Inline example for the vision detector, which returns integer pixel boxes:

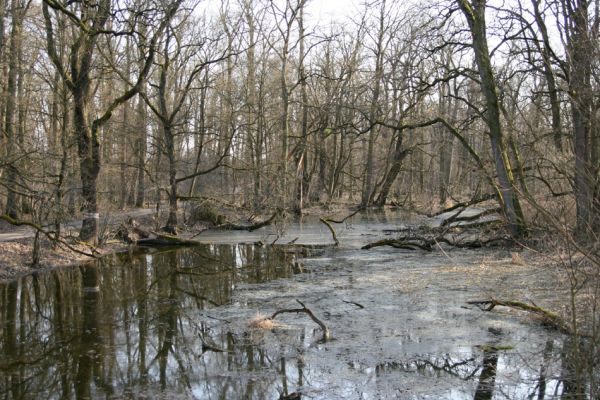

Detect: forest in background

[0,0,598,242]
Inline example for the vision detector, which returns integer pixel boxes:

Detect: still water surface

[0,214,572,399]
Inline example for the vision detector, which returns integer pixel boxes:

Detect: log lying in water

[116,218,198,246]
[362,234,514,251]
[214,208,283,232]
[467,298,570,334]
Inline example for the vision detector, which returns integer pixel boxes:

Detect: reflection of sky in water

[0,213,573,399]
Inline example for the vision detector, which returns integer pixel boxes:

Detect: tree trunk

[3,0,24,219]
[362,0,386,207]
[566,2,595,235]
[457,0,527,237]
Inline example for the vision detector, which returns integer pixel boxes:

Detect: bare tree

[42,0,181,241]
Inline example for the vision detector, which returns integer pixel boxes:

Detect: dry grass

[247,312,284,330]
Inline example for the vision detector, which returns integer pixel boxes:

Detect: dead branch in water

[467,298,571,334]
[269,299,331,341]
[319,217,339,246]
[322,207,363,224]
[318,208,363,246]
[440,208,501,227]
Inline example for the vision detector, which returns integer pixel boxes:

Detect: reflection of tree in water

[75,265,103,399]
[2,244,304,399]
[373,341,577,400]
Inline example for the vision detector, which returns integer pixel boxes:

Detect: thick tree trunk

[457,0,527,237]
[3,0,24,219]
[567,2,595,235]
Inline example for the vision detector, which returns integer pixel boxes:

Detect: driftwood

[467,299,571,334]
[269,299,331,341]
[215,209,283,232]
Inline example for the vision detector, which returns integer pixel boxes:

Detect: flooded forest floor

[0,208,582,399]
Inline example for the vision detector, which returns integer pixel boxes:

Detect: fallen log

[362,234,514,250]
[215,208,283,232]
[116,218,199,246]
[467,299,570,334]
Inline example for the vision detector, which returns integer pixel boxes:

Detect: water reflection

[0,244,300,399]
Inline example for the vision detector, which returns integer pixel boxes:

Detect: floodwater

[0,211,581,399]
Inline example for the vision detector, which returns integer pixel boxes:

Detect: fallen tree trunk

[362,234,514,250]
[215,209,283,232]
[467,298,571,334]
[116,218,199,246]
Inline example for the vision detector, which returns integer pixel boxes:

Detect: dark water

[0,245,303,399]
[0,219,587,399]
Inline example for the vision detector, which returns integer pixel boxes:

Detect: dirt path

[0,208,155,242]
[0,208,156,282]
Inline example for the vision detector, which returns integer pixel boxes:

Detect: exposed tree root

[268,299,331,341]
[467,298,571,334]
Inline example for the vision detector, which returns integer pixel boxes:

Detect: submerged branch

[319,217,339,246]
[269,299,331,341]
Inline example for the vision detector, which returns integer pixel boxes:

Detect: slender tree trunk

[135,93,147,207]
